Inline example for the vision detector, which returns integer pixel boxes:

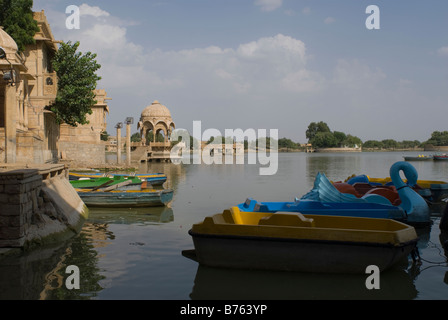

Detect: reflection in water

[185,213,448,300]
[2,152,448,300]
[0,231,104,300]
[88,206,174,225]
[0,206,175,300]
[189,265,418,300]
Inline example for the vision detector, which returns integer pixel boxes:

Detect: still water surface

[1,152,448,300]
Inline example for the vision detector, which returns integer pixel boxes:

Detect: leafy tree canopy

[0,0,39,52]
[130,132,141,142]
[311,132,338,148]
[425,131,448,146]
[48,41,101,126]
[278,137,298,149]
[100,130,109,141]
[305,121,331,141]
[306,121,362,148]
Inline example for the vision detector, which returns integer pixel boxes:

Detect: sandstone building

[134,100,176,162]
[59,89,111,165]
[0,10,59,164]
[0,11,110,166]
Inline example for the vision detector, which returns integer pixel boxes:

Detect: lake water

[1,152,448,301]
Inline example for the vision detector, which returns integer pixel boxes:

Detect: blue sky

[32,0,448,143]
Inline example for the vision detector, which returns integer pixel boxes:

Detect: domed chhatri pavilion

[138,100,175,145]
[135,100,175,162]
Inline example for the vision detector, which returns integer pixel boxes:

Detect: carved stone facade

[59,89,110,165]
[0,11,110,166]
[0,11,59,164]
[138,100,175,145]
[133,100,176,162]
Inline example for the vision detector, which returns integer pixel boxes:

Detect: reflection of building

[201,141,244,156]
[59,89,111,164]
[133,100,175,162]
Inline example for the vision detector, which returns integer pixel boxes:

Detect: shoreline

[37,148,434,172]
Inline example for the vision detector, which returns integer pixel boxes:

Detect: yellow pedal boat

[185,207,418,274]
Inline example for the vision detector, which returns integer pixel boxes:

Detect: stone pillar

[126,122,131,166]
[116,126,122,164]
[4,85,17,163]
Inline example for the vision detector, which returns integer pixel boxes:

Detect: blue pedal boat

[238,162,430,226]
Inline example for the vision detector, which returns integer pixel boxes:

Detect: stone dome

[141,100,172,119]
[0,27,18,54]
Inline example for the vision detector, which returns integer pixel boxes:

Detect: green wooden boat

[76,188,174,207]
[69,172,167,186]
[70,176,144,191]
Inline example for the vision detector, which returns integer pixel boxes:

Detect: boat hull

[189,231,416,274]
[238,198,407,221]
[69,172,167,185]
[109,173,167,186]
[187,208,418,274]
[77,189,174,207]
[403,156,433,161]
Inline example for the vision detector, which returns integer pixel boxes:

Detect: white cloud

[254,0,283,12]
[302,7,311,15]
[332,59,386,89]
[284,9,296,16]
[79,4,110,17]
[324,17,336,24]
[281,70,324,93]
[437,46,448,56]
[237,34,306,63]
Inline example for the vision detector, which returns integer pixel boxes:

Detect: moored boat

[76,188,174,207]
[238,197,407,221]
[186,207,418,274]
[344,170,448,203]
[108,173,167,186]
[69,172,105,180]
[433,154,448,161]
[403,155,433,161]
[69,172,167,185]
[238,162,430,226]
[70,175,144,191]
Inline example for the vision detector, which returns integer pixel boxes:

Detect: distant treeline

[280,126,448,151]
[124,127,448,151]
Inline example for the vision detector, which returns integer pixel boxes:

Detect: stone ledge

[0,164,87,249]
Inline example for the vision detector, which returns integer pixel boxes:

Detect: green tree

[47,41,101,126]
[147,131,165,142]
[363,140,383,149]
[256,137,275,149]
[278,137,298,149]
[425,131,448,146]
[100,130,109,141]
[343,134,362,148]
[400,140,421,149]
[0,0,39,52]
[381,139,399,149]
[333,131,347,147]
[311,132,338,148]
[306,121,331,141]
[130,132,141,142]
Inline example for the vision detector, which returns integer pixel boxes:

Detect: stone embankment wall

[0,164,88,249]
[424,145,448,152]
[59,141,106,165]
[314,147,362,153]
